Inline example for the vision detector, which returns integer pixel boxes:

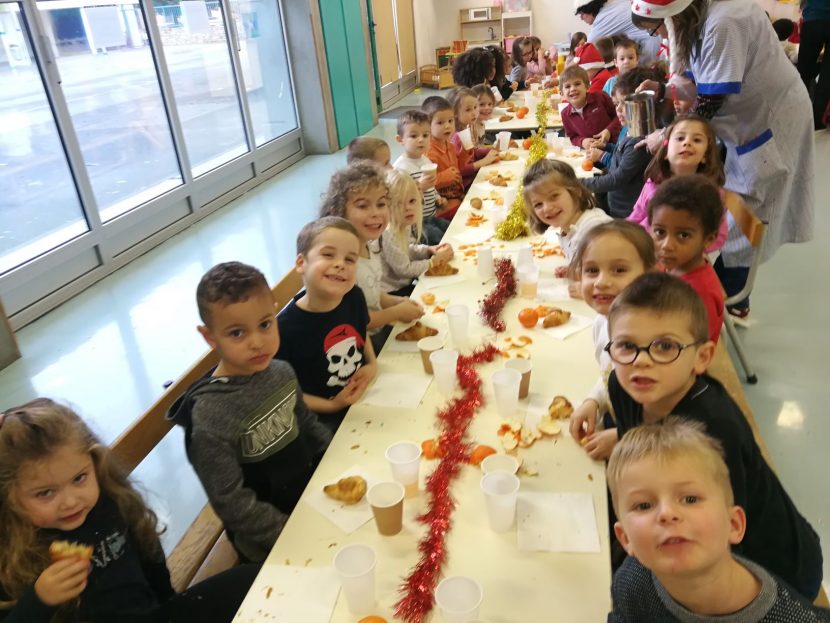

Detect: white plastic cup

[523,91,536,108]
[496,131,511,152]
[445,304,470,347]
[530,82,541,95]
[430,349,459,395]
[333,544,376,614]
[545,131,556,149]
[501,186,518,211]
[517,264,539,299]
[477,245,494,279]
[481,453,520,475]
[480,472,520,532]
[385,441,422,497]
[492,368,521,417]
[421,161,438,173]
[435,576,484,623]
[459,127,474,150]
[516,244,533,269]
[486,204,508,227]
[491,85,503,103]
[506,358,533,399]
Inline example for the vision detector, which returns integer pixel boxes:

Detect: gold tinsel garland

[494,99,550,240]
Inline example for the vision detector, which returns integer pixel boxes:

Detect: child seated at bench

[0,398,258,622]
[169,262,332,563]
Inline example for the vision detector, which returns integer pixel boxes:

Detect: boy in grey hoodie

[168,261,331,563]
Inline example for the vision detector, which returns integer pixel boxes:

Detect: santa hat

[323,324,364,353]
[575,43,604,71]
[630,0,695,19]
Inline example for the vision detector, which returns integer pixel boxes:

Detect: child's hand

[570,399,599,443]
[588,147,604,162]
[593,129,611,145]
[431,244,454,264]
[554,265,568,278]
[449,167,463,184]
[581,138,595,150]
[332,382,365,408]
[582,428,618,461]
[510,81,519,92]
[435,195,447,207]
[419,171,437,189]
[479,150,500,167]
[345,362,377,402]
[395,299,424,323]
[35,558,90,606]
[568,279,582,299]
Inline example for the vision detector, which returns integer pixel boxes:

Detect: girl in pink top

[627,115,728,252]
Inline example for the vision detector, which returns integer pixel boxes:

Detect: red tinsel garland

[394,343,500,623]
[478,257,517,332]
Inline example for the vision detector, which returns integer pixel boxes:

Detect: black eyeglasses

[604,338,704,365]
[648,21,663,37]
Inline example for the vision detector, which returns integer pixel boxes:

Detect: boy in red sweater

[423,96,464,220]
[560,65,621,150]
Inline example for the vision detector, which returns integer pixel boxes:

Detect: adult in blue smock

[631,0,815,315]
[575,0,663,65]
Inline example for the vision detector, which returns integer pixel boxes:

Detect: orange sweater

[427,138,464,219]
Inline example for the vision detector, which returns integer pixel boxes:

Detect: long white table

[484,91,564,133]
[235,151,612,622]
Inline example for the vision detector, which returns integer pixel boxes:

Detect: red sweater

[679,261,724,344]
[562,91,621,147]
[427,138,465,219]
[589,67,616,93]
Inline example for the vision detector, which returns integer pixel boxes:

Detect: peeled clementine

[581,159,594,171]
[518,307,539,328]
[468,445,497,465]
[422,439,442,460]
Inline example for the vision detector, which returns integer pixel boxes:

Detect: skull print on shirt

[324,324,364,387]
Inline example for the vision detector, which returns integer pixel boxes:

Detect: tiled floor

[1,89,828,591]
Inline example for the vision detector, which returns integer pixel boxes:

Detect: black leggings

[797,19,830,129]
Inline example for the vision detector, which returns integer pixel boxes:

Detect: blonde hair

[385,169,423,253]
[319,161,389,220]
[0,399,163,616]
[346,137,388,165]
[522,159,596,234]
[607,417,734,517]
[447,86,477,132]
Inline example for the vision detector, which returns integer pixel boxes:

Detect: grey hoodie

[168,360,331,562]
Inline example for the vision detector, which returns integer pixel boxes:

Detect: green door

[318,1,375,148]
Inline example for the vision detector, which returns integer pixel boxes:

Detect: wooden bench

[109,268,304,591]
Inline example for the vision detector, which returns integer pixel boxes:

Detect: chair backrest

[723,191,765,248]
[110,267,305,473]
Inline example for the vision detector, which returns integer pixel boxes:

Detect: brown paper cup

[506,359,533,399]
[367,482,404,536]
[418,335,444,374]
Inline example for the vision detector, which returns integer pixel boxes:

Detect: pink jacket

[627,179,729,253]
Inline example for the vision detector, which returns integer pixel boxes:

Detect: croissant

[425,262,459,276]
[395,321,439,342]
[543,309,571,328]
[49,541,93,562]
[323,476,367,505]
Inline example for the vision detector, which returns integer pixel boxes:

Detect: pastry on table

[488,175,509,187]
[49,541,94,562]
[421,292,436,305]
[498,114,514,122]
[395,321,438,342]
[500,151,519,161]
[547,395,574,419]
[425,262,459,276]
[323,476,367,505]
[542,309,571,327]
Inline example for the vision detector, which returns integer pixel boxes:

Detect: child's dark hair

[614,36,639,56]
[447,86,476,130]
[647,174,724,238]
[511,36,531,67]
[451,47,496,87]
[396,109,429,137]
[560,64,590,88]
[0,399,164,613]
[569,31,587,52]
[569,220,657,279]
[522,159,596,234]
[319,161,389,220]
[346,136,388,165]
[608,272,709,343]
[612,67,659,97]
[422,96,453,121]
[485,45,509,84]
[595,37,614,63]
[296,216,359,256]
[772,18,795,42]
[644,114,725,186]
[197,262,271,325]
[471,83,496,103]
[574,0,605,17]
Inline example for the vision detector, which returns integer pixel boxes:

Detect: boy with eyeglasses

[601,272,823,600]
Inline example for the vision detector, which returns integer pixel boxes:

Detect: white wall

[412,0,799,69]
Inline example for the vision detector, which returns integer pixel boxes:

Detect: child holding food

[448,87,499,190]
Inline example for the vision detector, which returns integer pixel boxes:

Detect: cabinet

[459,7,502,47]
[502,10,532,50]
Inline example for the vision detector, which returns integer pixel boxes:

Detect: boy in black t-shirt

[600,272,823,600]
[277,217,378,433]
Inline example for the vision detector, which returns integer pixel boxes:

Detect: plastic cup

[430,349,459,396]
[445,304,470,347]
[530,82,541,95]
[505,358,533,399]
[491,368,521,417]
[501,186,518,210]
[545,131,556,149]
[421,161,438,173]
[333,544,376,614]
[477,245,494,279]
[481,453,520,475]
[459,127,474,150]
[480,472,520,532]
[496,131,511,151]
[486,204,508,226]
[517,265,539,299]
[367,481,405,536]
[435,576,483,623]
[516,244,533,269]
[491,85,503,103]
[385,441,422,497]
[418,335,444,374]
[523,91,536,108]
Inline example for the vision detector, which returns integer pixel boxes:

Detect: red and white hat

[575,43,605,71]
[630,0,695,19]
